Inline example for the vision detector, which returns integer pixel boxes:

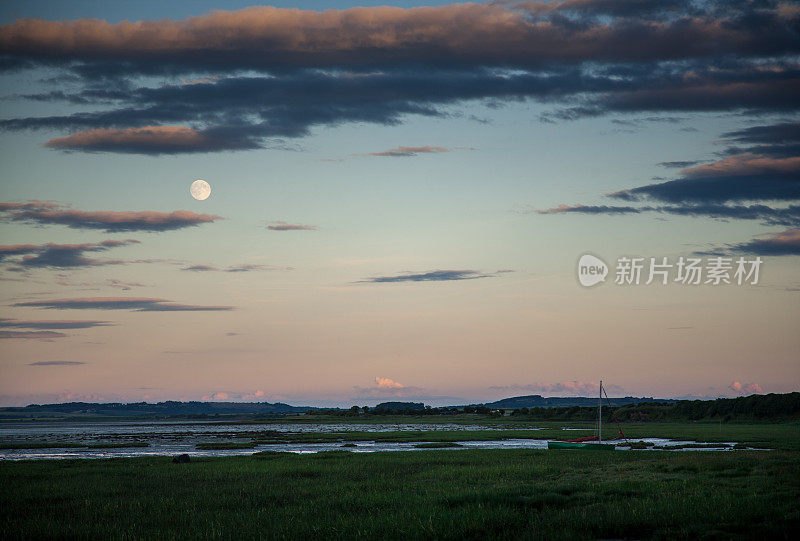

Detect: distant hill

[483,395,676,409]
[0,401,315,419]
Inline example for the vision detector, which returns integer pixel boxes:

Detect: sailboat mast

[598,380,602,443]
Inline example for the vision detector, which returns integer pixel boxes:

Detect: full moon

[190,179,211,200]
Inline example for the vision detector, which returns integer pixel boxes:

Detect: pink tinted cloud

[375,377,405,389]
[242,390,266,400]
[0,4,792,69]
[728,381,763,395]
[352,377,424,398]
[681,154,800,178]
[44,126,251,154]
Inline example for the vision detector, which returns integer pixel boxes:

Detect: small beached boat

[548,380,617,450]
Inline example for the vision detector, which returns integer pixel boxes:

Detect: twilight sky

[0,0,798,407]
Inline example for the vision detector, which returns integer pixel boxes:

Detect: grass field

[2,448,799,540]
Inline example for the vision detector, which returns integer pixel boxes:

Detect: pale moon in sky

[190,179,211,200]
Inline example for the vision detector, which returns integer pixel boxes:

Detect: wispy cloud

[536,203,800,227]
[182,263,273,272]
[0,201,223,232]
[14,297,235,311]
[28,361,86,366]
[266,221,318,231]
[361,269,504,283]
[0,318,113,329]
[0,330,67,340]
[367,145,451,157]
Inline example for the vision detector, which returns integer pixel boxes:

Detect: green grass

[1,449,798,539]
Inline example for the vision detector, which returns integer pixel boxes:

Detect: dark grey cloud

[611,170,800,204]
[0,2,797,154]
[267,222,318,231]
[0,318,113,329]
[1,62,796,155]
[537,204,642,215]
[538,119,800,251]
[605,120,800,204]
[361,270,501,283]
[722,121,800,147]
[537,203,800,227]
[3,239,139,268]
[729,228,800,256]
[28,361,86,366]
[0,201,223,232]
[720,121,800,158]
[658,160,701,168]
[14,297,235,311]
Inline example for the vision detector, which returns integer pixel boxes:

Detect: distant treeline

[507,393,800,422]
[1,400,311,417]
[3,393,798,422]
[312,393,800,422]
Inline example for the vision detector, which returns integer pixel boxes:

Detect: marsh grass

[1,449,798,539]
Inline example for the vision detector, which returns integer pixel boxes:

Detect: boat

[548,380,617,450]
[548,441,615,450]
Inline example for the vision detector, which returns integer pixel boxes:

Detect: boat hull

[548,441,616,450]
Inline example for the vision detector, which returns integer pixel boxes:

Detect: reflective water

[0,421,741,460]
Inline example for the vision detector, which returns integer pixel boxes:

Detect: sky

[0,0,798,407]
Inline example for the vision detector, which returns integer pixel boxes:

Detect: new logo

[577,254,608,287]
